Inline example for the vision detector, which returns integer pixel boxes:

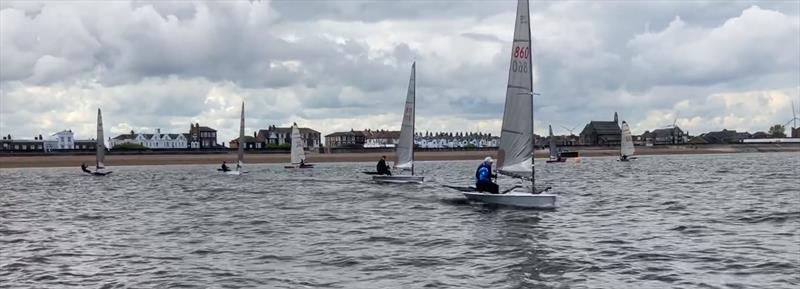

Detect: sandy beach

[1,144,797,168]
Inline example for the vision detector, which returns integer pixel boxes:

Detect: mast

[237,101,245,168]
[396,62,416,173]
[497,0,534,178]
[96,108,105,169]
[411,62,416,175]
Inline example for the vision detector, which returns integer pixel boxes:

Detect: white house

[110,129,188,149]
[44,130,75,151]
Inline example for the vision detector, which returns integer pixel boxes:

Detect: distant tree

[768,124,786,138]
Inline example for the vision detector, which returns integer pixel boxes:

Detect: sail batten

[395,62,416,174]
[497,0,533,178]
[96,108,105,169]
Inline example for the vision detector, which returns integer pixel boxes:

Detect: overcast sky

[1,0,798,143]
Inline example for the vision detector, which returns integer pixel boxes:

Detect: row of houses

[552,112,798,146]
[229,124,322,150]
[0,132,97,152]
[324,130,500,149]
[109,123,219,149]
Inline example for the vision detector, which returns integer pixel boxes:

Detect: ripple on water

[0,154,798,289]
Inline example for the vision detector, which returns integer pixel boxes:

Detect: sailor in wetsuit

[80,163,91,173]
[221,161,230,172]
[376,155,391,175]
[475,157,498,194]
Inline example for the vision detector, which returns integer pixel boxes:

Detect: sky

[1,0,799,144]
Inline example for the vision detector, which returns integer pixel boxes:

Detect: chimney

[130,130,135,135]
[157,128,161,135]
[614,112,618,124]
[39,134,42,140]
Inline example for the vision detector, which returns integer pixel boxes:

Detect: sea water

[1,152,798,288]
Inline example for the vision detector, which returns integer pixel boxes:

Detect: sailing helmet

[484,156,494,164]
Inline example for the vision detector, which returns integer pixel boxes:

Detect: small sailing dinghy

[619,121,636,161]
[284,123,314,169]
[89,108,111,176]
[373,62,424,184]
[545,125,565,163]
[453,0,556,209]
[220,101,248,175]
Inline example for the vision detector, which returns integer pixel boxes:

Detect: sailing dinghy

[619,121,636,161]
[545,125,565,163]
[454,0,556,209]
[89,108,111,176]
[221,101,247,175]
[372,62,424,184]
[284,123,314,169]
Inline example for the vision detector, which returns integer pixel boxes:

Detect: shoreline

[1,144,797,168]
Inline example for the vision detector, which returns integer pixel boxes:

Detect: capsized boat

[221,101,248,175]
[284,123,314,169]
[545,125,565,163]
[372,62,423,184]
[619,121,636,161]
[89,108,111,176]
[452,0,556,209]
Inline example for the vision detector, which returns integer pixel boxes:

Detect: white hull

[224,170,245,175]
[463,190,556,209]
[372,175,424,184]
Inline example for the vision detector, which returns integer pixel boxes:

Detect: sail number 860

[513,47,529,59]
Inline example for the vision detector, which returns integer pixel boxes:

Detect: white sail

[497,0,533,177]
[395,62,416,173]
[621,121,635,157]
[548,125,557,159]
[237,101,245,169]
[96,108,105,169]
[290,124,305,164]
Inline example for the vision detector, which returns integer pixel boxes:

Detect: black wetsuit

[81,164,91,173]
[221,164,230,172]
[376,159,391,175]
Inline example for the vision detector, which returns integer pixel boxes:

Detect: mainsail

[290,124,305,164]
[497,0,534,177]
[96,108,105,169]
[548,125,557,159]
[395,62,416,173]
[621,121,635,157]
[237,101,245,168]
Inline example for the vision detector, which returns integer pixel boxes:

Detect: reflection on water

[1,153,798,288]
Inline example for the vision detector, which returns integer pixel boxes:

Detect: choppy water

[1,152,798,288]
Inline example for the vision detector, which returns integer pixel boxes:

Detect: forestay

[497,0,533,177]
[395,62,416,173]
[621,121,635,157]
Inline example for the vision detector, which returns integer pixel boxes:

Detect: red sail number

[513,47,529,59]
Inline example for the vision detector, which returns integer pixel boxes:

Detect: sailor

[475,157,498,194]
[221,161,230,172]
[300,159,305,167]
[80,163,91,173]
[376,155,391,175]
[620,154,628,161]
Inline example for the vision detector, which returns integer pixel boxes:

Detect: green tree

[768,124,786,138]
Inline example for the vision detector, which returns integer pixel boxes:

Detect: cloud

[0,1,798,144]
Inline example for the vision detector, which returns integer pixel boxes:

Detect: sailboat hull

[463,191,556,209]
[372,175,424,184]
